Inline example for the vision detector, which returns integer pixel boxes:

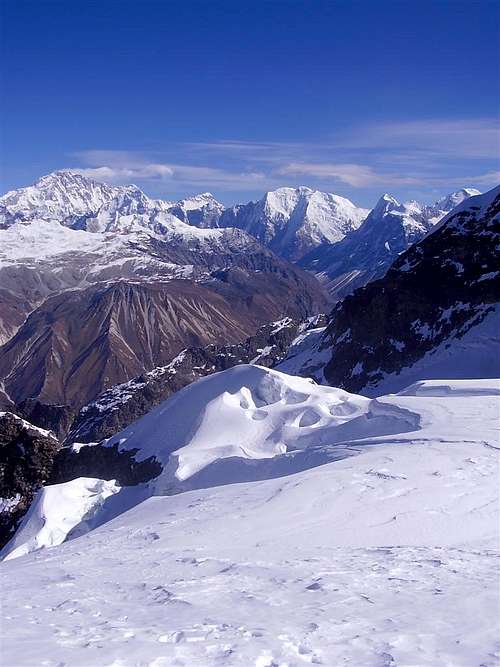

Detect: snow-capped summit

[77,185,177,234]
[422,187,482,224]
[367,193,430,237]
[218,186,369,260]
[432,187,481,211]
[0,171,122,228]
[300,192,433,298]
[168,192,225,228]
[371,192,401,215]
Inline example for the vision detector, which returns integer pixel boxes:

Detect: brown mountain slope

[0,269,326,410]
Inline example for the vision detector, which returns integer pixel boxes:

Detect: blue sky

[1,0,499,206]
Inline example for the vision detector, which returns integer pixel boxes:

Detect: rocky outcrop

[17,400,75,442]
[50,442,162,487]
[0,413,59,549]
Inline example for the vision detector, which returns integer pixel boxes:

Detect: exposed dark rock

[50,442,162,487]
[0,413,59,549]
[18,399,75,442]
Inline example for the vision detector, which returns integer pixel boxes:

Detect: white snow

[249,345,275,364]
[0,374,499,666]
[275,326,329,381]
[0,494,22,513]
[269,316,295,335]
[0,171,121,227]
[432,185,499,233]
[2,478,121,561]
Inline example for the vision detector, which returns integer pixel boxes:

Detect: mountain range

[0,172,493,436]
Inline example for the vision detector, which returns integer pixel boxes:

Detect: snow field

[1,373,499,665]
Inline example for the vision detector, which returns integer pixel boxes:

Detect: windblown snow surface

[1,368,499,667]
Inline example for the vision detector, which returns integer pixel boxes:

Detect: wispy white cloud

[277,162,422,187]
[463,170,500,185]
[69,118,499,199]
[72,150,269,191]
[339,118,500,159]
[73,164,174,182]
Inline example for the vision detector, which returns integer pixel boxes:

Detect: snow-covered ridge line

[0,170,482,264]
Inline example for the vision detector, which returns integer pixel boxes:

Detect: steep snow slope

[3,477,120,560]
[300,188,481,300]
[75,185,174,233]
[220,186,369,260]
[424,187,481,223]
[0,412,60,548]
[361,305,500,396]
[274,324,329,381]
[1,378,498,666]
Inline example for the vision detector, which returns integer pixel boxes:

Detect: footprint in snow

[306,581,323,591]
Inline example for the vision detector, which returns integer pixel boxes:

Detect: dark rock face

[18,399,75,442]
[322,188,500,393]
[0,413,59,549]
[50,442,162,487]
[67,315,327,444]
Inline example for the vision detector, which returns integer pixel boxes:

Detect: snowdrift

[2,477,120,561]
[104,364,373,493]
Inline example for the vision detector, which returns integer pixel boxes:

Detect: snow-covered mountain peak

[219,186,369,260]
[263,188,302,217]
[436,187,481,209]
[299,188,485,301]
[0,170,121,228]
[176,191,221,207]
[432,184,499,233]
[167,192,225,228]
[372,193,403,215]
[425,187,482,223]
